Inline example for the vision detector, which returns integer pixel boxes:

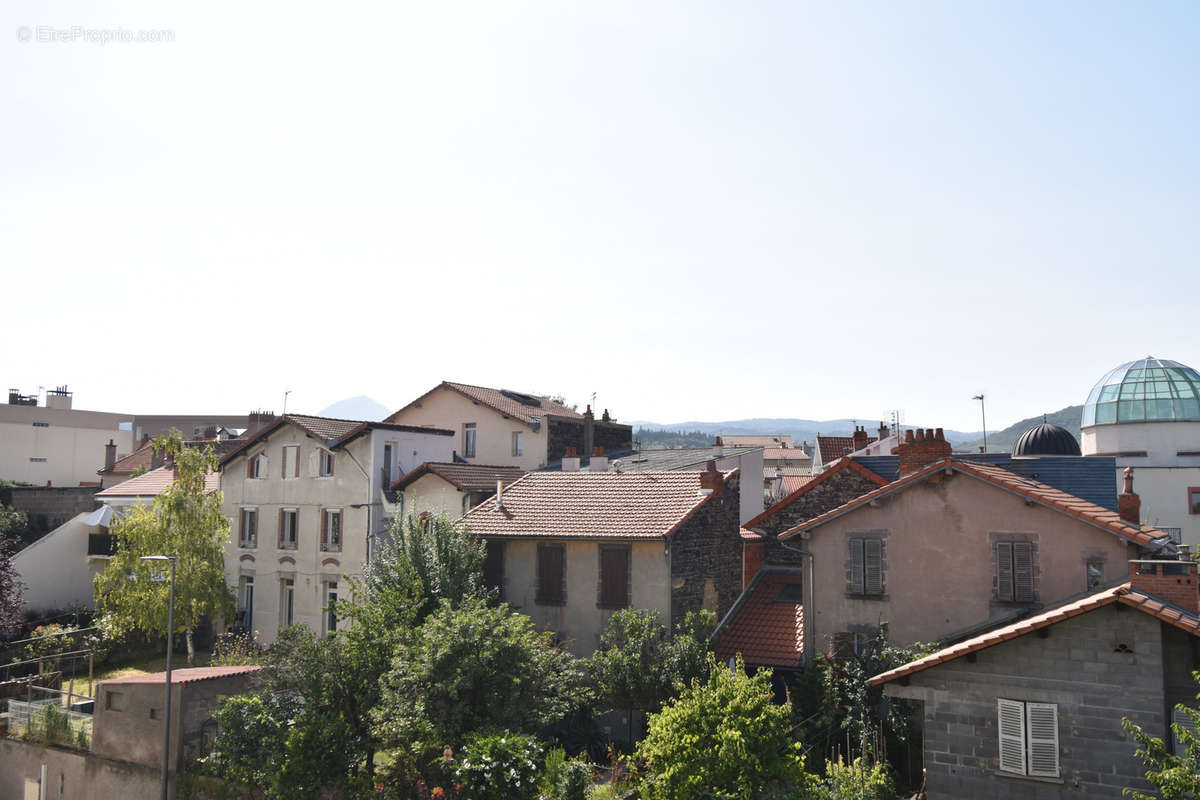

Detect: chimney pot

[935,428,944,441]
[916,429,925,441]
[904,430,915,444]
[104,439,117,472]
[896,422,953,475]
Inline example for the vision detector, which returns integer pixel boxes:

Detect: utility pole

[972,394,987,453]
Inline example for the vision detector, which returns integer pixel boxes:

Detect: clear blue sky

[2,1,1197,431]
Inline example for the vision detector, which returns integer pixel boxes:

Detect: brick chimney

[583,405,595,467]
[589,446,608,472]
[897,427,952,476]
[1118,467,1141,526]
[1129,560,1199,614]
[851,425,869,452]
[104,439,117,472]
[562,446,581,472]
[877,421,890,442]
[699,460,724,498]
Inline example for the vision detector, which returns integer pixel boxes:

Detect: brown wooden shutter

[537,544,564,604]
[278,508,285,548]
[246,456,253,479]
[294,447,300,478]
[281,447,287,478]
[483,540,504,591]
[600,547,630,607]
[850,538,865,594]
[239,509,246,542]
[320,508,328,551]
[864,539,883,595]
[1013,542,1034,602]
[997,542,1014,601]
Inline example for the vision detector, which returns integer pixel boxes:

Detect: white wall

[402,473,469,520]
[12,512,105,611]
[714,449,762,524]
[0,404,132,487]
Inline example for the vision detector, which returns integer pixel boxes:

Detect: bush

[558,757,590,800]
[823,756,894,800]
[210,631,265,666]
[453,731,542,800]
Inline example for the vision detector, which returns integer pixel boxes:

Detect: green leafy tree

[373,595,587,775]
[0,504,36,548]
[382,512,489,624]
[1124,673,1200,799]
[588,608,716,744]
[633,654,821,800]
[0,532,21,635]
[93,430,234,665]
[453,731,543,800]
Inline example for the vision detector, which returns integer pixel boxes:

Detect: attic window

[500,389,542,408]
[774,583,805,604]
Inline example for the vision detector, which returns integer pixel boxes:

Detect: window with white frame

[463,423,477,458]
[237,576,254,633]
[318,449,335,477]
[278,508,298,550]
[239,508,258,548]
[512,431,523,457]
[998,698,1059,778]
[322,581,338,636]
[280,578,295,627]
[321,508,342,552]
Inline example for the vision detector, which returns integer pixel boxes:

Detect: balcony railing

[87,533,117,556]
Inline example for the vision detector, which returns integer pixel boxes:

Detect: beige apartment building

[217,414,453,644]
[0,388,132,487]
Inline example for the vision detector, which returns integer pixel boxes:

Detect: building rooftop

[218,414,453,466]
[714,569,805,669]
[1083,356,1200,427]
[388,381,586,428]
[720,435,795,449]
[95,465,219,498]
[391,462,527,493]
[462,470,733,540]
[817,434,875,463]
[101,665,262,686]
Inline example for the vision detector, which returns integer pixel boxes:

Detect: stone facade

[884,603,1187,799]
[669,471,741,628]
[546,416,633,464]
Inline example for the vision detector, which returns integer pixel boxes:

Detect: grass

[92,650,214,685]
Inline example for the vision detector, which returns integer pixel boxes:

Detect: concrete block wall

[890,604,1166,798]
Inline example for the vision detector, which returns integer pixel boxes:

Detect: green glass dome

[1082,357,1200,426]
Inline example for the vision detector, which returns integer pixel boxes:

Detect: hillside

[631,418,982,448]
[957,405,1083,454]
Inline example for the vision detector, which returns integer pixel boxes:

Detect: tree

[381,512,489,625]
[0,504,36,549]
[0,533,22,636]
[1124,672,1200,799]
[373,595,587,775]
[587,608,716,744]
[633,654,821,800]
[93,430,234,664]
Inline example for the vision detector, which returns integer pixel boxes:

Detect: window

[1189,488,1200,515]
[239,508,258,548]
[237,576,254,633]
[383,443,394,483]
[321,508,342,552]
[105,691,126,712]
[29,457,46,463]
[322,581,338,636]
[997,699,1059,778]
[512,431,523,457]
[848,537,884,596]
[483,540,505,593]
[536,543,566,605]
[31,421,49,428]
[280,578,295,627]
[282,445,299,479]
[463,423,477,458]
[598,545,631,608]
[318,450,335,477]
[1173,707,1200,755]
[1085,560,1104,592]
[247,452,265,479]
[996,542,1035,602]
[278,508,298,550]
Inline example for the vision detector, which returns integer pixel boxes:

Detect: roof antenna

[283,389,292,416]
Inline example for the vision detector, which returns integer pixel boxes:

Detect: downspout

[779,536,816,665]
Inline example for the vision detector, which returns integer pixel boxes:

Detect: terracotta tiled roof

[462,470,733,539]
[392,462,527,493]
[218,414,452,467]
[740,527,766,542]
[817,435,873,462]
[102,665,262,686]
[869,583,1200,687]
[714,570,805,668]
[779,457,1171,550]
[96,466,219,498]
[744,457,888,530]
[99,439,243,476]
[782,475,818,494]
[388,381,585,428]
[763,448,811,462]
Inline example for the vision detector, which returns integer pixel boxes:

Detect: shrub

[540,746,567,798]
[453,731,542,800]
[823,756,894,800]
[210,631,265,666]
[558,757,590,800]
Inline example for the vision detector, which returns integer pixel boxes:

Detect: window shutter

[321,508,328,549]
[864,539,883,595]
[1173,707,1200,755]
[328,454,334,476]
[281,447,287,478]
[246,456,253,479]
[484,540,504,591]
[249,510,256,544]
[600,547,630,607]
[997,698,1026,775]
[1026,702,1059,777]
[538,545,564,603]
[996,542,1014,601]
[278,509,284,548]
[1013,542,1034,602]
[850,539,865,594]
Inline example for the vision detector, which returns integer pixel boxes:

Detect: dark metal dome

[1012,419,1081,457]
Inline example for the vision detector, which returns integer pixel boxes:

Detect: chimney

[877,421,890,442]
[104,439,117,472]
[851,425,869,452]
[582,405,595,469]
[699,460,724,498]
[712,436,724,458]
[495,478,504,510]
[562,446,581,472]
[602,408,612,423]
[589,446,608,472]
[248,410,276,434]
[1118,467,1141,526]
[1129,560,1199,614]
[897,426,952,476]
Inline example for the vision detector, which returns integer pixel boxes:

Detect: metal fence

[7,694,94,748]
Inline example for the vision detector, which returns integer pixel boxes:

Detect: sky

[2,1,1198,432]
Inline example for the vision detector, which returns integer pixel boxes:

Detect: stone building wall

[669,471,741,628]
[754,467,883,568]
[10,485,99,533]
[885,603,1168,799]
[546,417,633,463]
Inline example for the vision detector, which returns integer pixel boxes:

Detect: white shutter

[1026,702,1059,778]
[307,449,319,477]
[997,698,1026,775]
[1173,707,1200,756]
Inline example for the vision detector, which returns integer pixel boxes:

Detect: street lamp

[972,394,988,453]
[141,554,177,800]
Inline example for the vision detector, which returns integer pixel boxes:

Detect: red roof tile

[817,435,874,462]
[779,457,1171,550]
[462,470,733,539]
[782,475,818,494]
[744,457,888,530]
[722,435,795,449]
[99,439,243,477]
[869,582,1200,687]
[218,415,452,467]
[762,448,811,462]
[96,466,219,498]
[392,462,527,493]
[388,381,585,428]
[101,665,262,686]
[740,527,766,542]
[715,570,805,668]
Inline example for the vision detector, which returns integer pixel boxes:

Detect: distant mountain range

[317,395,391,421]
[957,405,1083,454]
[630,418,983,449]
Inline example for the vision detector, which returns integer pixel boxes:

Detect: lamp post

[972,394,987,453]
[141,555,177,800]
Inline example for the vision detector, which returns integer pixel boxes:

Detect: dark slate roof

[851,454,1118,512]
[1013,422,1081,457]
